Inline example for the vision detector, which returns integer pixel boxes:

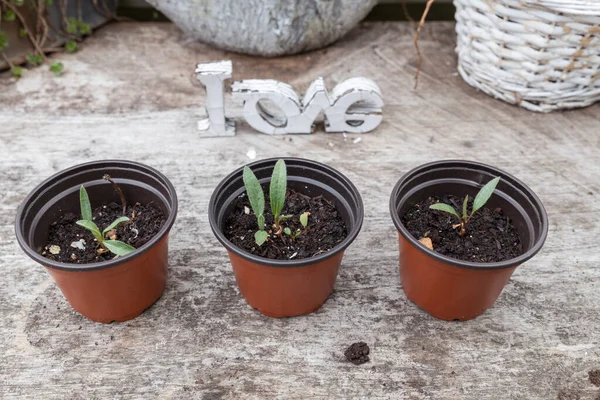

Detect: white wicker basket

[454,0,600,112]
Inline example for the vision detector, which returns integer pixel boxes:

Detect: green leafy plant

[429,176,501,236]
[3,9,15,21]
[50,61,63,76]
[75,185,135,257]
[243,160,310,246]
[10,65,22,78]
[25,53,43,65]
[0,31,8,51]
[65,39,77,53]
[66,17,91,35]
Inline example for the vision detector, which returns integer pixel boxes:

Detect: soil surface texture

[224,188,347,260]
[43,201,166,264]
[402,195,523,263]
[589,370,600,387]
[345,342,370,365]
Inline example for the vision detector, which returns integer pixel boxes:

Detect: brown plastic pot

[15,160,178,323]
[209,157,364,318]
[390,160,548,321]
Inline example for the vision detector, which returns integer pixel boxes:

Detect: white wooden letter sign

[195,60,383,137]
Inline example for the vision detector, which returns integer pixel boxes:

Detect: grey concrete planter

[147,0,377,57]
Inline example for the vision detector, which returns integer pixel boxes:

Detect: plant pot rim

[390,159,549,271]
[209,157,364,268]
[15,159,178,272]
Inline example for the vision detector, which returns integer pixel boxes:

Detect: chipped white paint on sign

[195,61,235,137]
[196,60,384,136]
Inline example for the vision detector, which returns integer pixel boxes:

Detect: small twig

[1,51,15,69]
[401,1,416,24]
[413,0,436,89]
[103,174,127,215]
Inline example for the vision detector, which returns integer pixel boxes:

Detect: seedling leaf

[79,185,92,221]
[76,220,102,242]
[255,230,268,246]
[65,40,77,53]
[300,212,309,228]
[11,66,23,78]
[472,177,500,215]
[257,214,265,230]
[4,10,16,22]
[429,203,460,220]
[102,216,130,236]
[269,159,287,219]
[50,62,63,77]
[0,31,8,51]
[104,240,135,256]
[462,195,468,220]
[283,227,292,235]
[243,166,265,229]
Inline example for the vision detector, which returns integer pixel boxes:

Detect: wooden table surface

[1,22,599,400]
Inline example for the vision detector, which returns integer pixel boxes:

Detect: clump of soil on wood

[402,195,523,263]
[557,389,581,400]
[345,342,370,365]
[589,370,600,387]
[42,202,166,264]
[224,188,347,260]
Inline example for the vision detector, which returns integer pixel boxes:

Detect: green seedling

[76,184,135,257]
[10,66,22,78]
[50,62,63,76]
[243,160,310,246]
[65,40,77,53]
[3,10,15,21]
[26,53,43,66]
[429,176,500,236]
[0,31,8,51]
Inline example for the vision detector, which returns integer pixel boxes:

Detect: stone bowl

[146,0,378,57]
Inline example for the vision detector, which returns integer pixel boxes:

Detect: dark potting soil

[401,195,523,263]
[42,201,166,264]
[224,188,348,260]
[589,370,600,387]
[345,342,370,365]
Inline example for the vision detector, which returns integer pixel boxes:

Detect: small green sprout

[65,40,77,53]
[26,53,43,66]
[11,66,23,78]
[429,176,501,236]
[75,185,135,257]
[0,31,8,51]
[243,160,310,246]
[300,212,309,228]
[3,10,16,22]
[50,61,63,76]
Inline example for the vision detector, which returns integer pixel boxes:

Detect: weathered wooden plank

[0,22,599,400]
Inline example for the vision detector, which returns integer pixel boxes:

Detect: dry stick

[401,1,416,24]
[413,0,436,89]
[1,51,15,69]
[0,0,48,63]
[91,0,122,22]
[103,174,127,215]
[35,0,50,49]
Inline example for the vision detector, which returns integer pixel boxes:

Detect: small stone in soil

[49,245,61,255]
[589,369,600,387]
[345,342,370,365]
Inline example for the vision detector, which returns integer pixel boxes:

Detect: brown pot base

[229,251,342,318]
[399,234,517,321]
